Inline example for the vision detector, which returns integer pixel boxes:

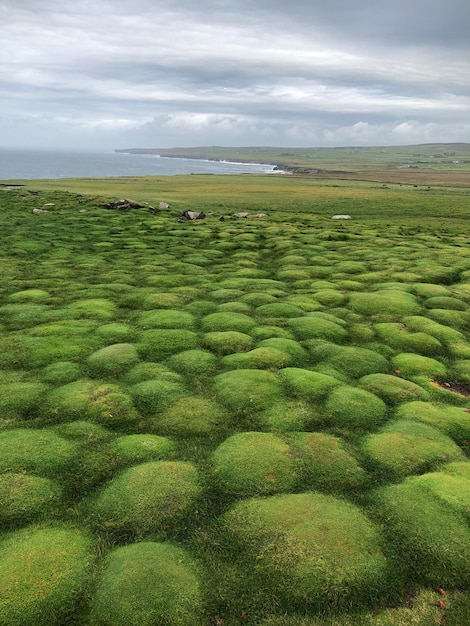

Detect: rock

[332,214,351,219]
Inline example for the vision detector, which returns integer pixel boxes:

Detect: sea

[0,148,277,180]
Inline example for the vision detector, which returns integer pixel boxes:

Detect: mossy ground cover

[0,171,469,624]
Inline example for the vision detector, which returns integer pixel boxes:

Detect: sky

[1,0,469,150]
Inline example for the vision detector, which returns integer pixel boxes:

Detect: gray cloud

[0,0,469,149]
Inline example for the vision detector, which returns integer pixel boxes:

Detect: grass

[0,152,469,623]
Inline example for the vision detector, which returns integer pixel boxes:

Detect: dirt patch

[430,381,470,397]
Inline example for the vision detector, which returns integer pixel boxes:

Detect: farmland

[0,150,469,625]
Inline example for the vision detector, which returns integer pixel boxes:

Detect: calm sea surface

[0,149,277,180]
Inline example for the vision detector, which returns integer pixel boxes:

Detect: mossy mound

[402,315,464,344]
[0,303,57,330]
[130,379,188,415]
[64,298,117,320]
[201,311,257,333]
[167,349,218,377]
[395,401,470,444]
[154,396,227,437]
[409,470,470,520]
[202,331,253,355]
[288,432,367,492]
[137,329,198,359]
[94,323,133,342]
[427,308,469,330]
[322,346,389,379]
[91,461,202,538]
[324,385,388,430]
[312,289,346,306]
[287,316,348,342]
[358,373,430,405]
[90,542,203,626]
[8,288,50,302]
[0,474,62,526]
[211,432,298,496]
[136,309,195,329]
[0,382,49,419]
[123,362,183,384]
[258,338,308,366]
[391,353,447,379]
[255,302,304,319]
[42,361,82,385]
[425,296,468,311]
[221,492,388,610]
[53,420,111,444]
[44,378,139,426]
[86,343,140,377]
[222,347,293,370]
[454,359,470,383]
[258,400,317,432]
[141,292,187,310]
[373,479,470,586]
[349,290,421,317]
[183,299,218,316]
[111,434,176,466]
[362,419,462,479]
[214,369,283,412]
[0,526,92,626]
[250,326,295,340]
[240,292,277,307]
[375,323,442,355]
[217,301,252,314]
[0,429,78,477]
[279,367,342,402]
[413,283,452,298]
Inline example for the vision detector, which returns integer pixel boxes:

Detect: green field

[0,156,469,625]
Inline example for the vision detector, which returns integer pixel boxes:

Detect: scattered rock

[178,210,206,221]
[159,202,170,209]
[32,208,49,214]
[103,199,145,211]
[332,214,351,219]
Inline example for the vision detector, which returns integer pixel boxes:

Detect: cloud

[0,0,469,148]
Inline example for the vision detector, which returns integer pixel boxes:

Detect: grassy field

[0,161,469,625]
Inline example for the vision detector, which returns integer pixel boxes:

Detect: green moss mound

[375,323,442,355]
[112,434,176,465]
[0,474,62,526]
[137,329,198,359]
[95,323,133,342]
[324,385,388,430]
[0,429,78,477]
[0,526,92,626]
[287,316,348,342]
[42,361,82,385]
[395,401,470,444]
[53,420,111,444]
[358,373,430,405]
[392,353,447,379]
[288,432,367,492]
[255,302,304,319]
[86,343,140,377]
[136,309,195,329]
[0,382,49,418]
[402,315,464,344]
[222,346,293,370]
[409,470,470,520]
[313,289,346,306]
[131,379,188,415]
[91,461,201,538]
[90,542,203,626]
[64,298,117,320]
[362,420,462,479]
[427,308,469,330]
[323,346,389,379]
[454,359,470,383]
[167,349,218,377]
[211,432,298,496]
[8,288,50,303]
[201,311,257,334]
[123,362,183,384]
[214,369,283,412]
[258,400,317,432]
[349,290,421,317]
[280,367,342,402]
[425,296,467,310]
[155,396,227,437]
[257,338,308,365]
[222,492,388,609]
[202,331,253,355]
[373,479,470,586]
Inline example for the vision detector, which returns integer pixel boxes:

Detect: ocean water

[0,148,276,180]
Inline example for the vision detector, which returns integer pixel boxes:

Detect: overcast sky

[1,0,469,150]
